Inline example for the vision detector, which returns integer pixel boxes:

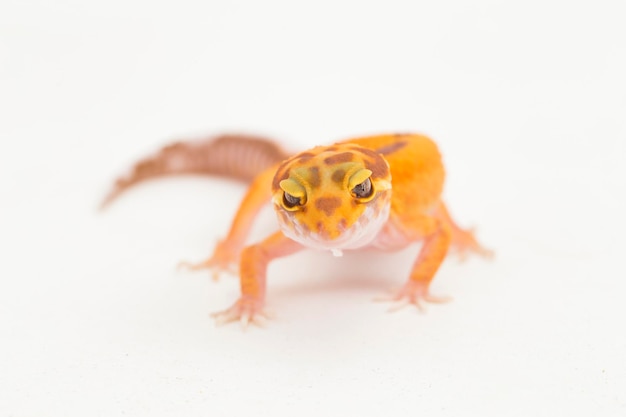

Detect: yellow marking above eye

[347,168,372,190]
[279,178,307,209]
[279,178,306,199]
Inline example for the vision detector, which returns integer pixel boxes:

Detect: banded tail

[101,134,291,208]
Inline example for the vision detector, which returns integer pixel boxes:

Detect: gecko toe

[211,297,271,330]
[377,282,451,313]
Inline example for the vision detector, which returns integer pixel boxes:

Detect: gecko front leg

[180,166,278,280]
[212,231,303,327]
[381,217,452,311]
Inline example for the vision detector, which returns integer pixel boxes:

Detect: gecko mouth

[276,202,390,253]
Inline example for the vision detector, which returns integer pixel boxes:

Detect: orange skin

[187,133,491,326]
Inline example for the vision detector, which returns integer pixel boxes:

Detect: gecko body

[105,133,490,326]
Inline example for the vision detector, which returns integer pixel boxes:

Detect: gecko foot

[211,297,274,329]
[451,227,494,261]
[375,281,451,312]
[178,239,239,281]
[178,259,237,281]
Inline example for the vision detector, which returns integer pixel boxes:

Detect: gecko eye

[283,192,302,208]
[351,178,373,199]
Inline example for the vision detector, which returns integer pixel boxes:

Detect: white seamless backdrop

[1,1,625,416]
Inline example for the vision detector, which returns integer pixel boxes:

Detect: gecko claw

[240,312,251,330]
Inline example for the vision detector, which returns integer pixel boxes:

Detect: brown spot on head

[272,161,291,190]
[295,152,315,164]
[375,141,408,155]
[272,151,321,190]
[331,169,346,184]
[324,152,354,165]
[308,166,321,188]
[315,196,342,217]
[359,149,390,178]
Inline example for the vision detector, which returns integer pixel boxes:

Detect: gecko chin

[275,198,391,253]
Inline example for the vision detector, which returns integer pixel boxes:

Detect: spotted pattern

[375,141,408,155]
[331,169,346,184]
[323,152,354,165]
[308,166,321,187]
[271,143,392,250]
[315,196,342,216]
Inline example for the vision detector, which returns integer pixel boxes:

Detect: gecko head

[271,143,392,252]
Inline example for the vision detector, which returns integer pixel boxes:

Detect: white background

[1,1,625,416]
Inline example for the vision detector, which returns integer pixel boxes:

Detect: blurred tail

[101,134,291,208]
